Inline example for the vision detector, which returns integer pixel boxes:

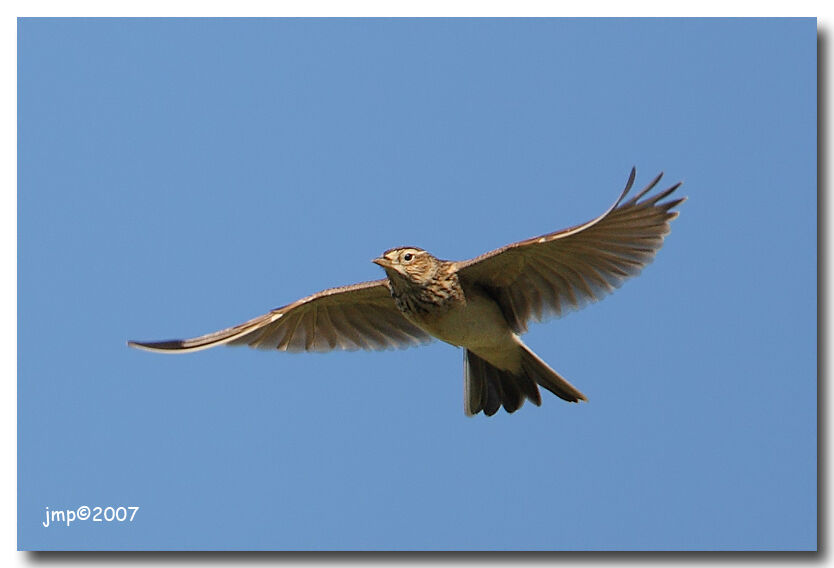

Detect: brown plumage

[129,168,684,416]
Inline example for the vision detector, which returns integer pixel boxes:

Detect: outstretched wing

[456,168,685,333]
[128,279,433,353]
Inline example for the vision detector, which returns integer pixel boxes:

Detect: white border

[5,3,829,567]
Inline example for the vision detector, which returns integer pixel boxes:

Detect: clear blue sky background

[18,18,816,551]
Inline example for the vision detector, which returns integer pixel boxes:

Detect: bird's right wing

[128,279,433,353]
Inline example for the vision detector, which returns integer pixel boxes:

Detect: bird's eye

[403,253,413,262]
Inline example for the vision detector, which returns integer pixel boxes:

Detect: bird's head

[373,247,439,285]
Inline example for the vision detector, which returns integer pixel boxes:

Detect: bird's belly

[412,291,514,350]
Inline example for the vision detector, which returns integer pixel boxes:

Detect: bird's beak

[373,257,393,269]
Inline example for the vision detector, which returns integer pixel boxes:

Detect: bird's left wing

[128,279,433,353]
[455,169,685,333]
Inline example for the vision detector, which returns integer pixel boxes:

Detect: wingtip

[127,339,155,352]
[127,338,189,353]
[616,168,638,203]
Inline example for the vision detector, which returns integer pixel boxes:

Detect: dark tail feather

[518,342,587,404]
[463,345,586,417]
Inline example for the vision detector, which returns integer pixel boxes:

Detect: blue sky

[18,18,816,550]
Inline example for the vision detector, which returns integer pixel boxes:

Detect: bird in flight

[129,169,684,416]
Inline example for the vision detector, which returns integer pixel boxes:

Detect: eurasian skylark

[129,169,684,416]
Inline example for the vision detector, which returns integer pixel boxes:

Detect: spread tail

[464,343,587,416]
